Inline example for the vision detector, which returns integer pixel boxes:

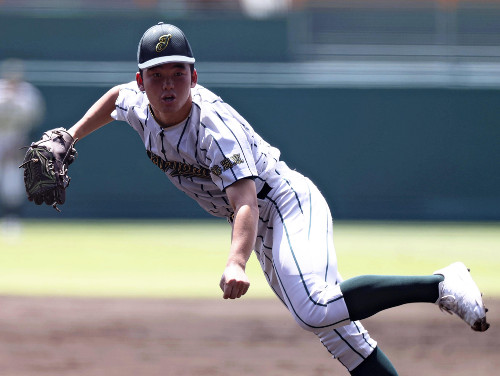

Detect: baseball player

[0,59,44,234]
[24,23,489,375]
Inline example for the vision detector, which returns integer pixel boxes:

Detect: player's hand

[219,263,250,299]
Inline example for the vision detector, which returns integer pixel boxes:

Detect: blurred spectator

[239,0,291,18]
[0,59,45,235]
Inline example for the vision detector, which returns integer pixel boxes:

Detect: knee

[291,305,350,333]
[319,322,378,372]
[287,283,351,333]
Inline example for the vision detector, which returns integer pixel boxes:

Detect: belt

[257,182,272,199]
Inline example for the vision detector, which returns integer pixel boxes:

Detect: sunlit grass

[1,220,498,298]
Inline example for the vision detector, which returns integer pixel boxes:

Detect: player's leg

[265,177,445,332]
[266,190,412,375]
[350,346,398,376]
[339,262,489,331]
[258,172,416,373]
[340,274,442,321]
[264,170,488,332]
[257,169,488,374]
[316,318,399,375]
[266,173,353,332]
[261,173,394,372]
[314,270,397,375]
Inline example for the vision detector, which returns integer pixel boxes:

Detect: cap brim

[138,55,195,70]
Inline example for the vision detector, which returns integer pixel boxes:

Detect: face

[136,63,197,127]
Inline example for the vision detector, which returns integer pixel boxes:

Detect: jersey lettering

[220,158,233,171]
[211,165,222,177]
[221,153,244,171]
[230,153,244,165]
[147,151,211,179]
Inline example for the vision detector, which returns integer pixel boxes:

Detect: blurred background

[1,0,499,221]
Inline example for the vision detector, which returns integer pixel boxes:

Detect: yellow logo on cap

[156,34,172,53]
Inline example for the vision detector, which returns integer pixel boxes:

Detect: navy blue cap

[137,22,195,69]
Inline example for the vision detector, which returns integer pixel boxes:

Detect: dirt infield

[0,296,497,376]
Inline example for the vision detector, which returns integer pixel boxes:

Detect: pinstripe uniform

[112,81,377,371]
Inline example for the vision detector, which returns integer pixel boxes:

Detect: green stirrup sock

[340,274,443,321]
[350,347,398,376]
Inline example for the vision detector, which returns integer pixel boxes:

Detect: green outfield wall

[17,85,499,221]
[2,12,499,220]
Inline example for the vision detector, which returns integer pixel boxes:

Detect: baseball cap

[137,22,195,70]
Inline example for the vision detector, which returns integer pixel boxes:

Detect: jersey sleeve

[200,104,258,191]
[111,81,144,124]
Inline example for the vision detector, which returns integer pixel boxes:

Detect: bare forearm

[228,203,259,268]
[68,85,122,140]
[221,178,259,299]
[219,203,258,299]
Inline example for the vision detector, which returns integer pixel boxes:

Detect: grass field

[1,219,499,298]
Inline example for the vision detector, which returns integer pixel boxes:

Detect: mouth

[162,94,176,103]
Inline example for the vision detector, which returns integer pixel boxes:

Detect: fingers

[221,278,250,300]
[44,194,54,205]
[219,276,225,292]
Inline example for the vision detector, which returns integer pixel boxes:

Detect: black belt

[257,182,272,199]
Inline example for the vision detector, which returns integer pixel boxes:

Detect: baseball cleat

[434,262,490,332]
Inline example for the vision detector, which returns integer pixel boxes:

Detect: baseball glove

[19,128,77,211]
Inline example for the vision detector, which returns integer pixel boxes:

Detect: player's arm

[220,178,259,299]
[20,84,125,210]
[68,84,124,140]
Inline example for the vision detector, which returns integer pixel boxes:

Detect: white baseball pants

[254,164,377,371]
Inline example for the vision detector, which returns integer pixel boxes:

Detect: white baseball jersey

[112,81,377,371]
[112,82,280,218]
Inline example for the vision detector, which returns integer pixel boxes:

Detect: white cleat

[434,262,490,332]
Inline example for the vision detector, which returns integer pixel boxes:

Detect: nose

[163,76,174,90]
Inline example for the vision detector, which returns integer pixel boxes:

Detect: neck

[149,98,193,128]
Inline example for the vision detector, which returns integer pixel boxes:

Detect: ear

[191,68,198,88]
[136,72,145,91]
